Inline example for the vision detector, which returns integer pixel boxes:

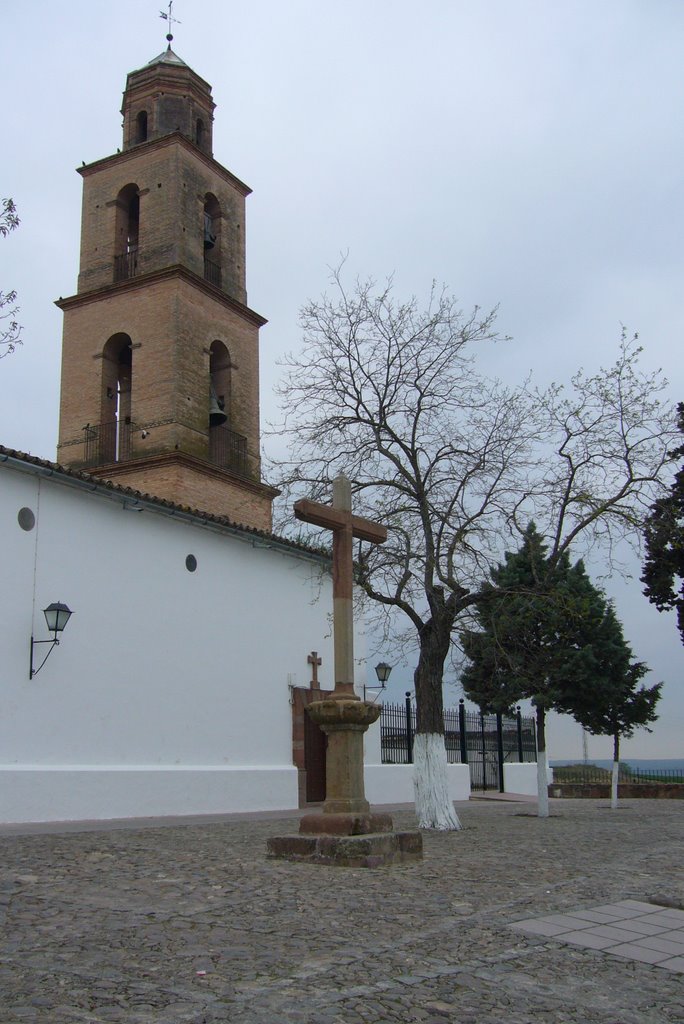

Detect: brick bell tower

[56,42,277,531]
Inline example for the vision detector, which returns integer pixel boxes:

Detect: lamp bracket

[29,636,60,679]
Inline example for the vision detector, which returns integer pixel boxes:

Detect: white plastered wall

[0,462,335,822]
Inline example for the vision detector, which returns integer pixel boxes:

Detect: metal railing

[380,697,537,791]
[204,256,221,287]
[79,421,250,475]
[83,420,132,466]
[208,424,248,476]
[552,764,684,785]
[114,247,139,282]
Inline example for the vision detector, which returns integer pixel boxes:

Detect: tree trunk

[536,705,549,818]
[413,618,461,830]
[611,732,620,810]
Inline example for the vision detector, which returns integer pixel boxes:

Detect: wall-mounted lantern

[29,602,73,679]
[363,661,393,701]
[374,662,392,685]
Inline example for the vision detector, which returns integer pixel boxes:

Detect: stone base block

[298,812,394,835]
[266,830,423,868]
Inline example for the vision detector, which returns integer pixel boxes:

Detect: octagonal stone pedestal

[267,697,423,867]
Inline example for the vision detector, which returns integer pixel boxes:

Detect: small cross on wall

[307,651,322,689]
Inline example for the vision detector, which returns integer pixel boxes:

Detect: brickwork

[90,451,276,531]
[121,54,215,156]
[76,138,248,301]
[57,275,263,469]
[56,51,273,533]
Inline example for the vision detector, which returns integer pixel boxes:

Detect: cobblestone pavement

[0,799,682,1023]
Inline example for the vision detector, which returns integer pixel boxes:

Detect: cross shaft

[294,476,386,696]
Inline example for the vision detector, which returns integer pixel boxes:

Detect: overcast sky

[2,1,682,760]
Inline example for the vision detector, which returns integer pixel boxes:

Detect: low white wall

[365,762,471,805]
[0,765,299,824]
[364,712,383,762]
[364,716,471,805]
[503,762,551,796]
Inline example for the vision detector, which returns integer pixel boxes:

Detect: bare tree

[273,270,538,829]
[1,198,22,358]
[502,330,676,811]
[520,330,673,569]
[273,270,676,829]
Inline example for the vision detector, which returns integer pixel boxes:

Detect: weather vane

[160,1,181,44]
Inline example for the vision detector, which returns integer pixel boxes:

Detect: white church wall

[2,767,297,823]
[1,463,335,821]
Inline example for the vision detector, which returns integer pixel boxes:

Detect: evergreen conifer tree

[642,402,684,644]
[460,523,612,816]
[556,604,662,807]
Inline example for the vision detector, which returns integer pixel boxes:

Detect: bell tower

[56,44,277,531]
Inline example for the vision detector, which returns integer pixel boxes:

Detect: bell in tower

[209,383,227,427]
[204,211,216,251]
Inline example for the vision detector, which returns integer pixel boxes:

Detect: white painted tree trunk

[537,751,549,818]
[611,760,619,809]
[413,733,462,830]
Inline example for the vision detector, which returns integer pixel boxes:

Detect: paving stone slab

[510,897,684,977]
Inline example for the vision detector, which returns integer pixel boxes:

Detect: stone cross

[307,651,322,688]
[266,474,422,864]
[294,475,387,697]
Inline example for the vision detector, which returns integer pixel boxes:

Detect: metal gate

[462,710,501,791]
[380,696,537,792]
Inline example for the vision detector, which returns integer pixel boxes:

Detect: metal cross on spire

[160,1,181,44]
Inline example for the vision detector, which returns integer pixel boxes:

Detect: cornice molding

[55,265,267,328]
[77,132,251,197]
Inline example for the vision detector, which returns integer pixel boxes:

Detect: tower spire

[159,1,181,47]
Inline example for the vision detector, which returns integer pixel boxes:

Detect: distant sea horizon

[550,758,684,771]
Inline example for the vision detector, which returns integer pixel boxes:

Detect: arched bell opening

[97,332,134,464]
[203,193,221,287]
[114,183,140,281]
[135,110,148,144]
[208,340,247,475]
[209,341,231,428]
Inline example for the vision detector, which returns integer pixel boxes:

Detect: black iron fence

[552,764,684,785]
[114,247,139,281]
[209,424,248,476]
[79,421,249,475]
[381,696,537,792]
[83,420,132,466]
[204,256,221,287]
